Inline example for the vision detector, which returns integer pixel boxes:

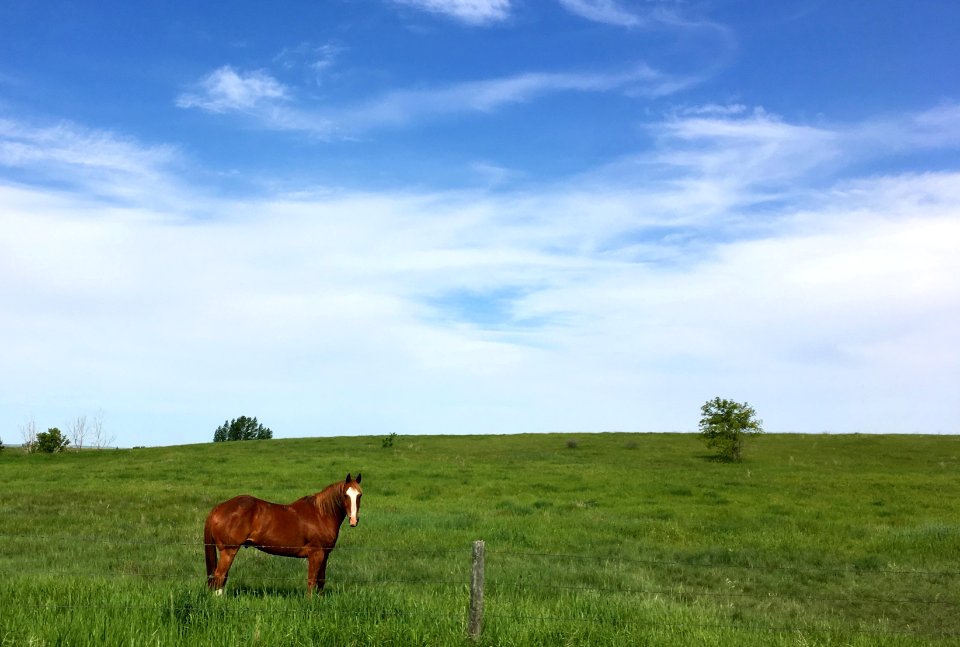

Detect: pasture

[1,433,958,645]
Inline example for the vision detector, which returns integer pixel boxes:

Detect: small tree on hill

[213,416,273,442]
[68,415,87,450]
[35,427,71,453]
[698,397,763,462]
[20,418,37,451]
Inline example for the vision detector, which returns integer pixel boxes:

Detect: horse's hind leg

[210,546,240,594]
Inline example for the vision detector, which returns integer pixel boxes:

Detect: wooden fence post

[468,539,485,640]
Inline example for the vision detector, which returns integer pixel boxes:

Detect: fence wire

[2,533,957,641]
[5,600,958,640]
[2,567,956,610]
[1,533,956,577]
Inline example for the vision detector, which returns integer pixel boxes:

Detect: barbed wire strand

[1,533,955,577]
[488,548,960,577]
[2,567,956,610]
[8,601,957,639]
[0,533,466,556]
[482,611,960,639]
[3,534,957,639]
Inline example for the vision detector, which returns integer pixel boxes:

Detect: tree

[213,416,273,442]
[698,397,763,462]
[89,409,114,449]
[34,427,71,453]
[20,418,37,451]
[68,415,87,450]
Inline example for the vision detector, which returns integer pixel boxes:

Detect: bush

[698,397,763,462]
[213,416,273,442]
[34,427,71,453]
[382,432,398,448]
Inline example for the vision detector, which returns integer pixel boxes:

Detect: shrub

[382,432,398,448]
[34,427,71,453]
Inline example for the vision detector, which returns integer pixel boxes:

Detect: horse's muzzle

[350,518,359,527]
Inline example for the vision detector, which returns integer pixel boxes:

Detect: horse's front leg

[306,550,329,596]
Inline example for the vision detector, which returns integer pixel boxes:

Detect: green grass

[1,433,958,645]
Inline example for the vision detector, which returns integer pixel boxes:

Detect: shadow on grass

[695,453,739,463]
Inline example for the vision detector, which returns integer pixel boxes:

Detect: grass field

[1,432,958,645]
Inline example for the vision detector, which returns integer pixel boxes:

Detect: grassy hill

[1,432,958,645]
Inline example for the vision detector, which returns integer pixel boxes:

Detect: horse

[203,473,362,596]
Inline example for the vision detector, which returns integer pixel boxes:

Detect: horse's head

[344,473,362,527]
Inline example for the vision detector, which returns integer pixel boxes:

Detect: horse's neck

[313,486,346,525]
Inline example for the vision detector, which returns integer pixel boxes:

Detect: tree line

[7,412,114,454]
[4,399,762,460]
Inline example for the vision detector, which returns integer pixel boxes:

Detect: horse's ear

[345,473,352,483]
[356,473,361,484]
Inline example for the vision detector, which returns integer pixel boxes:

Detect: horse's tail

[204,518,217,585]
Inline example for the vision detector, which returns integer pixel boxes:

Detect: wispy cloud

[176,66,289,113]
[274,42,344,86]
[0,119,177,171]
[558,0,649,27]
[559,0,732,37]
[389,0,512,25]
[0,118,185,207]
[176,62,686,137]
[175,66,337,137]
[348,63,665,125]
[851,103,960,152]
[655,108,841,185]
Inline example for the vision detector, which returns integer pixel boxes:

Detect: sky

[1,0,958,447]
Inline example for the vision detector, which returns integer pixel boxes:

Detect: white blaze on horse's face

[346,486,360,527]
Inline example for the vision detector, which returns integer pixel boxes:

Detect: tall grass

[1,433,958,645]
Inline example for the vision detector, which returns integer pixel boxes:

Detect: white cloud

[2,105,959,443]
[0,118,187,208]
[175,62,680,137]
[349,65,663,126]
[652,109,842,200]
[676,103,749,117]
[850,103,960,153]
[274,42,344,85]
[390,0,511,25]
[558,0,646,27]
[175,66,338,137]
[176,66,289,113]
[0,118,177,172]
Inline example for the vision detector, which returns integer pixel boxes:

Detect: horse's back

[205,495,268,538]
[208,494,261,517]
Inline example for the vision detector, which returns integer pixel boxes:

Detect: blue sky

[1,0,958,446]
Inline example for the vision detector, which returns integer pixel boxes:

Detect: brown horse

[204,473,362,595]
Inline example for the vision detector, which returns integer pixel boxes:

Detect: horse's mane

[311,481,346,518]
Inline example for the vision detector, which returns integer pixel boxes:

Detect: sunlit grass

[1,433,958,645]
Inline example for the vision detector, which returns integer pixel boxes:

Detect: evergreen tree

[213,416,273,442]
